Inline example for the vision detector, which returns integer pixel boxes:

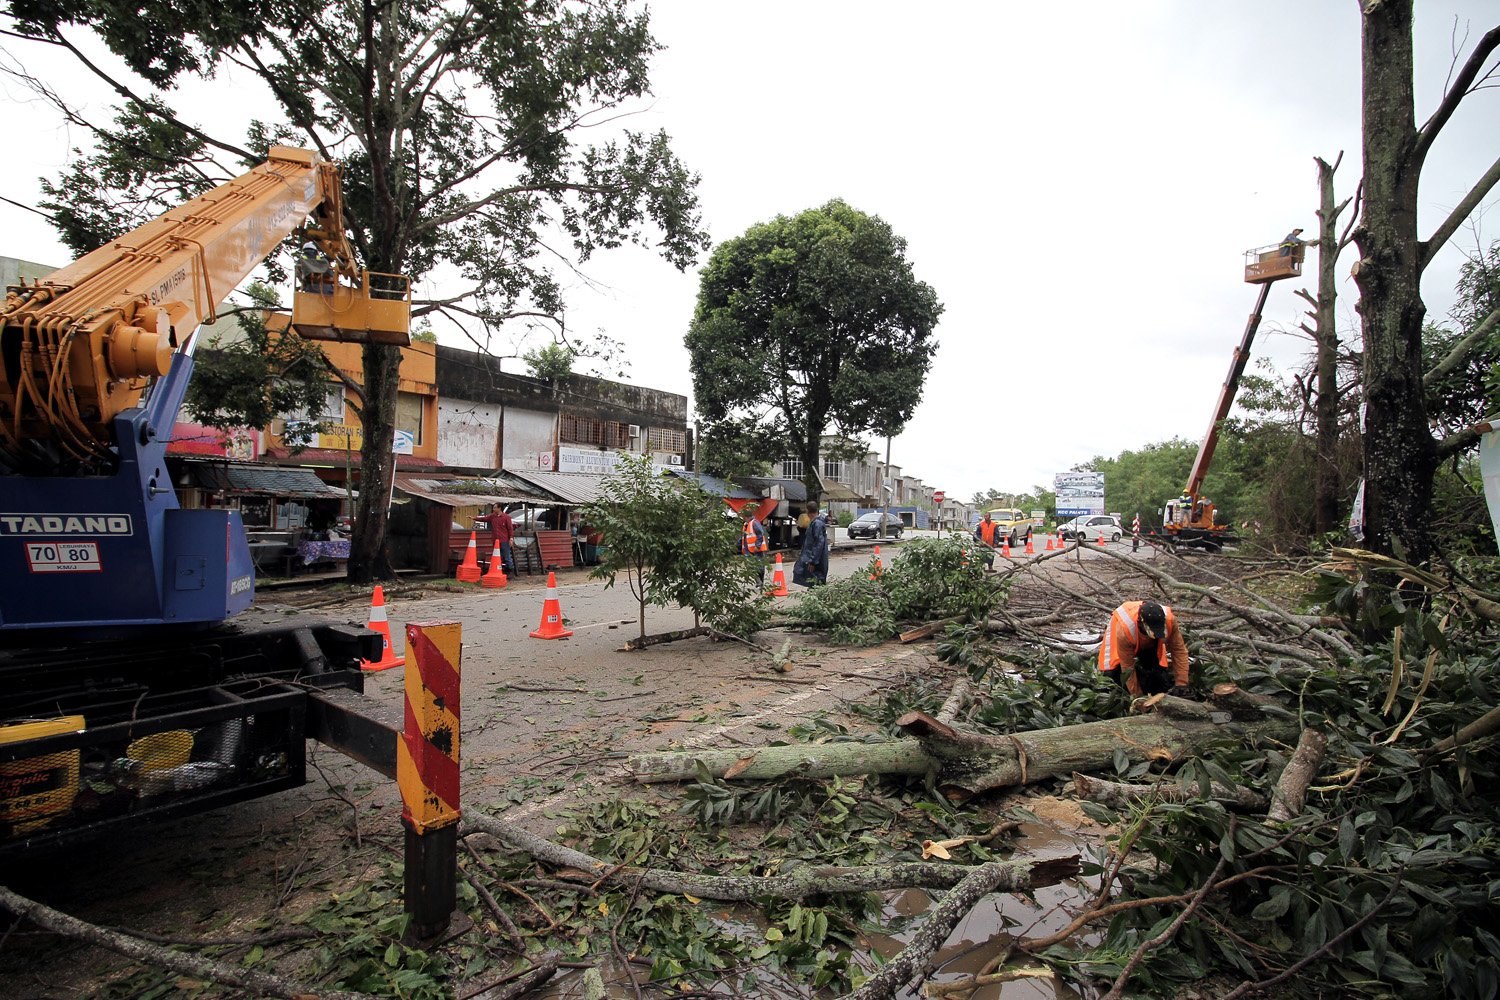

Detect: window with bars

[561,412,631,449]
[822,458,845,482]
[648,426,686,453]
[781,458,803,479]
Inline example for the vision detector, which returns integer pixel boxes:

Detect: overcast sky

[2,2,1497,504]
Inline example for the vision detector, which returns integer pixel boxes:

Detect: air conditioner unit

[628,424,641,437]
[668,454,682,466]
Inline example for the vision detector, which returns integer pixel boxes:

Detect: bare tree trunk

[1313,155,1349,535]
[1353,0,1436,561]
[348,343,401,583]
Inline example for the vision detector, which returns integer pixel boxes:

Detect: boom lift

[0,148,412,853]
[1159,239,1307,551]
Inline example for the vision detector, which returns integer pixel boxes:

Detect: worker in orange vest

[974,511,1003,569]
[1097,599,1191,697]
[741,510,769,584]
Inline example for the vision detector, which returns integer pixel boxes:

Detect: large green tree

[5,0,707,583]
[1353,3,1499,561]
[685,200,942,498]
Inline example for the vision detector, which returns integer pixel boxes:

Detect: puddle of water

[862,821,1102,999]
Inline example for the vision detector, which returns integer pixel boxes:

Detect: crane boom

[0,147,409,631]
[0,146,407,473]
[1183,282,1272,500]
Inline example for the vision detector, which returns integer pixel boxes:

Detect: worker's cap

[1291,228,1304,234]
[1139,600,1166,637]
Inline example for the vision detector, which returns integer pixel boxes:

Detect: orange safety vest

[977,520,1000,545]
[1097,600,1178,674]
[742,518,768,554]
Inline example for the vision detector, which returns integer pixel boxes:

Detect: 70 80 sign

[25,541,102,573]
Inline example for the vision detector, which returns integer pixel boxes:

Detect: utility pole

[881,432,892,540]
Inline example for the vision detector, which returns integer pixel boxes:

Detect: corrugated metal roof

[669,469,760,499]
[394,475,549,508]
[498,469,611,505]
[815,471,863,502]
[734,476,808,502]
[186,461,346,499]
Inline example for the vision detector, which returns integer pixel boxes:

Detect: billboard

[1054,471,1105,517]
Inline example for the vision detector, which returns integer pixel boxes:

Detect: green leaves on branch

[784,535,1004,645]
[685,199,942,489]
[582,454,769,639]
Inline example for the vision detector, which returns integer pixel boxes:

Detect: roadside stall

[170,457,352,575]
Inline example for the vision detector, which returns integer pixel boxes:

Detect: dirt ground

[0,539,1156,998]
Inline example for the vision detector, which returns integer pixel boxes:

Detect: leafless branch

[1421,153,1500,271]
[1412,24,1500,170]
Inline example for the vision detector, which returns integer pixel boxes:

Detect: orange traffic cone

[1045,535,1054,551]
[1001,537,1011,559]
[481,541,508,589]
[1024,536,1035,555]
[1097,531,1106,545]
[870,545,883,579]
[767,553,790,597]
[361,585,405,671]
[455,531,482,583]
[530,571,573,639]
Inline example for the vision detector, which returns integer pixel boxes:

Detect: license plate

[25,541,102,573]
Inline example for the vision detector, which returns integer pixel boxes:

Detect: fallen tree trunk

[462,811,1078,900]
[1266,729,1327,824]
[1073,772,1269,812]
[628,685,1297,800]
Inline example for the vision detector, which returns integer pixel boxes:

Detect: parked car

[1058,514,1122,541]
[847,511,904,539]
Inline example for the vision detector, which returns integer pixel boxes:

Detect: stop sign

[933,491,946,504]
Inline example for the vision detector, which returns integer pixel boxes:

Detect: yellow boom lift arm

[0,146,409,472]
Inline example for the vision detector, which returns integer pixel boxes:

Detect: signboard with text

[1054,471,1105,517]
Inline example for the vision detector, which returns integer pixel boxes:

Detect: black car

[846,512,903,539]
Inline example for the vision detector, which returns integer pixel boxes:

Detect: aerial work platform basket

[292,270,412,346]
[1243,242,1306,284]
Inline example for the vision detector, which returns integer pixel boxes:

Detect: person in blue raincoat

[793,501,829,587]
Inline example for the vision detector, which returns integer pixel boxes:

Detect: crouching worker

[1098,599,1191,697]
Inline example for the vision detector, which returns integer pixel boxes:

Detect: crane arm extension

[1183,282,1272,501]
[0,147,346,468]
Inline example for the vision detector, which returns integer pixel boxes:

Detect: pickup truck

[979,508,1033,547]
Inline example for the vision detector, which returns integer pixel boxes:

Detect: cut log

[1266,728,1327,824]
[627,686,1298,800]
[900,616,967,643]
[622,625,711,651]
[1073,772,1269,812]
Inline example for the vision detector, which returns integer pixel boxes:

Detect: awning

[394,475,550,508]
[499,469,612,505]
[815,471,862,502]
[262,447,444,470]
[185,460,346,499]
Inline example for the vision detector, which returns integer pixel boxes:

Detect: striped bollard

[398,621,461,941]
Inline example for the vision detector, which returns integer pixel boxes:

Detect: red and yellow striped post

[397,621,461,941]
